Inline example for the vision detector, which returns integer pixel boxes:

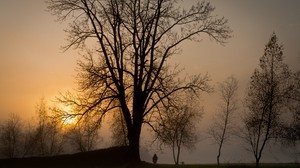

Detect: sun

[63,115,76,125]
[61,105,77,125]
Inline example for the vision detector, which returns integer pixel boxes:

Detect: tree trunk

[217,134,223,166]
[128,136,141,163]
[127,120,142,163]
[176,144,181,165]
[172,142,177,164]
[255,157,260,168]
[217,152,220,166]
[120,95,142,163]
[128,107,143,163]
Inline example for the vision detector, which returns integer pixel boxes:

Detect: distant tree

[42,117,64,156]
[0,114,23,158]
[242,33,292,167]
[35,97,49,156]
[32,98,64,156]
[110,110,129,146]
[22,123,39,157]
[154,93,201,165]
[65,115,100,152]
[208,76,238,166]
[47,0,231,162]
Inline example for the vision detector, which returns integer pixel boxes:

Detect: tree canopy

[47,0,231,162]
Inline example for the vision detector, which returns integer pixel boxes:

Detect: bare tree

[0,100,64,158]
[208,76,238,166]
[0,114,23,158]
[65,115,100,152]
[35,97,49,156]
[242,33,292,167]
[154,93,201,165]
[31,98,64,156]
[47,0,231,162]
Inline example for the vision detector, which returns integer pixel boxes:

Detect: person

[152,153,158,164]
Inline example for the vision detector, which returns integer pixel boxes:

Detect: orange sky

[1,0,299,119]
[0,0,300,163]
[0,0,77,119]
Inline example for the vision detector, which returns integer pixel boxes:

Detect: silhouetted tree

[22,123,39,157]
[47,0,231,162]
[32,98,64,156]
[65,115,100,152]
[208,76,238,166]
[242,33,292,167]
[155,93,201,165]
[0,114,23,158]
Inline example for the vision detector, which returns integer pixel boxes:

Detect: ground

[0,147,298,168]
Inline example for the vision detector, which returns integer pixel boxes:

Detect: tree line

[0,98,100,158]
[208,33,300,167]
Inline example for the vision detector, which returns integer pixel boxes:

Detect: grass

[0,146,298,168]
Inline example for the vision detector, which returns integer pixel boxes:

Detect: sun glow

[63,116,77,125]
[61,105,77,125]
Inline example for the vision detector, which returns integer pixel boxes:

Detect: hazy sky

[0,0,300,164]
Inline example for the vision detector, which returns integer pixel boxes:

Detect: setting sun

[61,105,77,125]
[62,115,77,125]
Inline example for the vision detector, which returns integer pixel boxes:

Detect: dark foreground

[0,146,133,168]
[0,147,299,168]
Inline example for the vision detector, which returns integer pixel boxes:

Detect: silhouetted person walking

[152,153,158,164]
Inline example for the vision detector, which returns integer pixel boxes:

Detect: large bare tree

[47,0,231,162]
[242,33,292,167]
[208,76,238,166]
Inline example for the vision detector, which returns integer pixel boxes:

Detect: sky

[0,0,300,164]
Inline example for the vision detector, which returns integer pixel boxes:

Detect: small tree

[242,33,291,167]
[32,98,64,156]
[208,76,238,166]
[0,114,23,158]
[65,115,100,152]
[155,93,201,165]
[22,123,40,157]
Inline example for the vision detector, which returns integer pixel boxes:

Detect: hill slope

[0,146,134,168]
